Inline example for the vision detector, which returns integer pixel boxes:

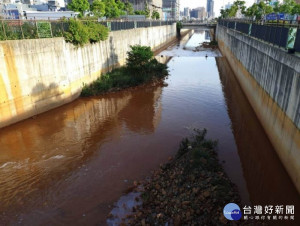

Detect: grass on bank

[81,45,168,97]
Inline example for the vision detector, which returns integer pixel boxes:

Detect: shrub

[126,45,153,69]
[151,10,160,20]
[176,21,183,36]
[22,22,38,39]
[63,18,89,46]
[63,19,109,45]
[36,22,52,38]
[81,45,168,97]
[85,21,109,43]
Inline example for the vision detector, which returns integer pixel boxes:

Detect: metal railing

[218,19,300,53]
[0,19,176,41]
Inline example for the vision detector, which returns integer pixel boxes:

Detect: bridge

[182,23,217,28]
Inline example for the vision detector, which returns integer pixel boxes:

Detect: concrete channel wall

[216,25,300,193]
[0,24,176,128]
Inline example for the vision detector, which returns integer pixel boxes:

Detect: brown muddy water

[0,29,299,225]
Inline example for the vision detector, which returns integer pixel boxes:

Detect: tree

[245,3,259,18]
[292,4,300,15]
[102,0,124,18]
[244,1,273,19]
[68,0,90,17]
[219,0,246,18]
[124,1,134,15]
[278,0,296,14]
[91,0,105,17]
[116,0,125,12]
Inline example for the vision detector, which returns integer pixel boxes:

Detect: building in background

[1,4,20,19]
[162,0,180,20]
[124,0,163,18]
[183,6,189,20]
[24,10,78,19]
[190,7,206,20]
[0,0,68,19]
[206,0,214,18]
[183,7,189,17]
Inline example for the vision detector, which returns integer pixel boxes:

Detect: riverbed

[0,28,299,225]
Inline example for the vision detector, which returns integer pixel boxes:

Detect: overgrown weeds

[63,19,108,46]
[81,45,168,97]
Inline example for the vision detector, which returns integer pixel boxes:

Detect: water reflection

[217,57,300,225]
[161,29,221,57]
[0,86,163,224]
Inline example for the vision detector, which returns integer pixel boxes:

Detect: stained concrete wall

[0,24,176,128]
[216,25,300,193]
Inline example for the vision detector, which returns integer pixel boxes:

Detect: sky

[180,0,256,17]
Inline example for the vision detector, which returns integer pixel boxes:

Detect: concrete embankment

[0,24,176,128]
[216,25,300,193]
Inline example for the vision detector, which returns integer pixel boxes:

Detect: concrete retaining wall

[216,25,300,193]
[0,24,176,128]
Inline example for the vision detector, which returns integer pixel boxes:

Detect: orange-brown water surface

[0,29,299,225]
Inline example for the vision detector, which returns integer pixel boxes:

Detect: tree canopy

[69,0,135,18]
[91,0,105,17]
[220,0,300,19]
[244,1,273,19]
[68,0,90,16]
[220,1,246,18]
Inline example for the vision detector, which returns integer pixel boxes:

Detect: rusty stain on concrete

[217,34,300,194]
[2,43,24,115]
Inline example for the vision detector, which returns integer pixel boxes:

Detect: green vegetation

[244,1,273,19]
[151,10,160,20]
[68,0,135,18]
[220,0,246,18]
[123,1,134,15]
[134,3,150,18]
[63,19,108,46]
[274,0,300,15]
[220,0,300,19]
[91,0,105,17]
[81,45,168,97]
[102,0,124,18]
[0,21,39,40]
[176,21,183,36]
[37,21,52,38]
[85,21,109,42]
[209,40,218,46]
[68,0,90,17]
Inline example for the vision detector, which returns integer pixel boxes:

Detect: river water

[0,29,299,225]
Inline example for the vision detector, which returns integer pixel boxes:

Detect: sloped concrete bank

[216,25,300,193]
[0,24,176,128]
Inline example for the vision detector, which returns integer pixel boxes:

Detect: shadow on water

[0,84,163,225]
[216,57,300,225]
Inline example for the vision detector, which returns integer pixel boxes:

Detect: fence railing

[218,19,300,53]
[0,19,176,41]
